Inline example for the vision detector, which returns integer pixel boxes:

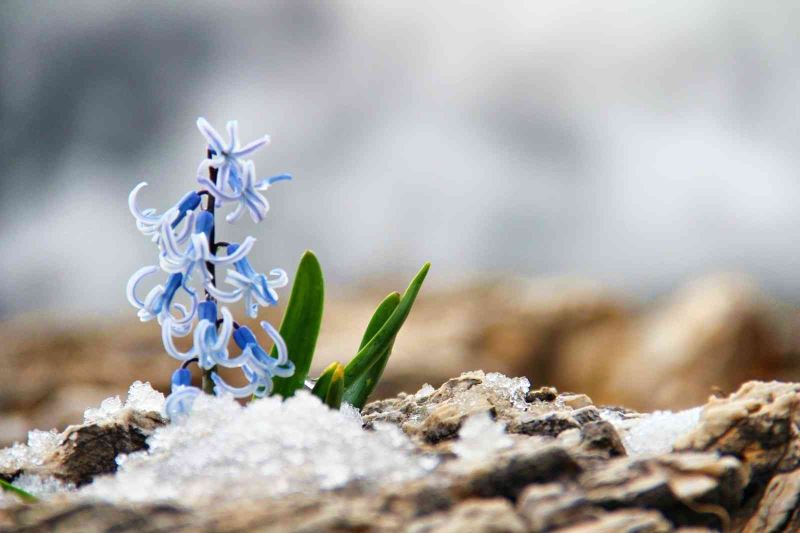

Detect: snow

[81,389,435,506]
[482,373,530,410]
[0,430,62,472]
[453,412,512,462]
[83,381,165,424]
[601,406,702,457]
[0,474,74,506]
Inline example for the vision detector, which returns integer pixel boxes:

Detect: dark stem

[202,148,219,395]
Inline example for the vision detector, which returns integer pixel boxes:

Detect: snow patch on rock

[81,389,435,506]
[601,406,702,457]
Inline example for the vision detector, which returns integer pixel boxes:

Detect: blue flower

[205,245,287,318]
[196,118,270,203]
[210,321,294,398]
[199,160,292,224]
[164,367,201,421]
[126,270,197,335]
[128,182,201,244]
[159,211,256,282]
[161,300,234,368]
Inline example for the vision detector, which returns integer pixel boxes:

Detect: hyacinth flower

[129,183,201,244]
[209,321,295,398]
[161,301,233,368]
[165,367,202,421]
[127,117,430,421]
[159,211,255,283]
[199,160,292,223]
[126,269,197,336]
[126,117,293,419]
[206,244,288,318]
[196,118,270,205]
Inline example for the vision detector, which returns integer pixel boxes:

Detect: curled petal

[161,318,196,361]
[197,117,226,154]
[261,320,288,366]
[211,370,260,398]
[126,266,159,309]
[128,182,160,223]
[205,281,243,303]
[214,306,234,352]
[211,342,254,368]
[268,268,288,288]
[209,236,255,264]
[164,385,202,421]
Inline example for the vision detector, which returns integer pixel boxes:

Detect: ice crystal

[601,406,702,457]
[482,372,530,410]
[453,412,512,462]
[0,430,61,472]
[0,474,74,507]
[81,390,434,506]
[83,381,164,424]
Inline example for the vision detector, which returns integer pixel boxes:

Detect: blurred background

[2,1,800,444]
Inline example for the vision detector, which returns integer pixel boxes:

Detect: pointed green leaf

[270,251,325,398]
[311,361,337,401]
[342,292,400,408]
[311,361,345,409]
[344,262,430,390]
[0,478,37,503]
[358,292,401,351]
[325,363,345,409]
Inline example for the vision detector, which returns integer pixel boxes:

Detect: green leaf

[358,292,401,351]
[312,361,345,409]
[325,363,345,409]
[342,292,400,408]
[311,361,337,400]
[270,250,325,398]
[0,478,37,503]
[343,262,430,391]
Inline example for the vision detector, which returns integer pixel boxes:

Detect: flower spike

[127,117,294,420]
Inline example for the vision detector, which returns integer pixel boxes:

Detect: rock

[1,409,164,487]
[2,373,800,532]
[558,509,673,533]
[675,381,800,484]
[560,394,593,410]
[406,499,527,533]
[741,470,800,533]
[517,483,600,531]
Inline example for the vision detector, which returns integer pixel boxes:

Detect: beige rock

[3,375,800,532]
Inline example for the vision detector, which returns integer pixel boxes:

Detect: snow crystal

[415,383,435,398]
[83,381,164,424]
[81,390,435,506]
[602,406,702,457]
[0,474,74,507]
[453,412,512,462]
[483,372,530,410]
[0,430,61,472]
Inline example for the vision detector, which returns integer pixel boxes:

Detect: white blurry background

[2,1,800,318]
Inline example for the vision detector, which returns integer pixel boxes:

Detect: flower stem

[202,148,219,395]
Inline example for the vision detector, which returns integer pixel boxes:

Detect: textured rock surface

[3,274,799,446]
[1,372,799,532]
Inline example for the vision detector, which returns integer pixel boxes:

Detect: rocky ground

[2,273,800,447]
[1,371,799,532]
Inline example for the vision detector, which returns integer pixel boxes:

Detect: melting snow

[81,389,435,506]
[601,406,702,457]
[453,412,512,462]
